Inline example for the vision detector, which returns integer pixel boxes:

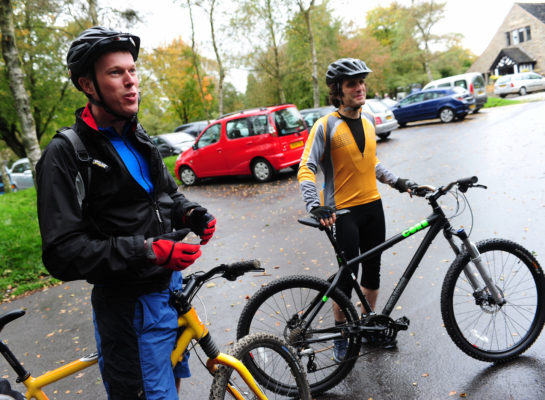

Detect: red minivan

[175,104,308,185]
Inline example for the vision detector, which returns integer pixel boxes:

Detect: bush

[0,188,55,299]
[163,155,178,182]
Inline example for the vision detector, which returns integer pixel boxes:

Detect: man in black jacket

[36,27,215,400]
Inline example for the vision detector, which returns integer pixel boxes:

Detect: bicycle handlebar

[182,260,263,286]
[412,176,486,197]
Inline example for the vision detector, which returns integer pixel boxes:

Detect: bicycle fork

[446,228,506,306]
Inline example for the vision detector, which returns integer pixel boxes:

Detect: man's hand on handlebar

[310,206,336,227]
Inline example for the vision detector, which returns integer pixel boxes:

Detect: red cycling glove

[145,230,201,271]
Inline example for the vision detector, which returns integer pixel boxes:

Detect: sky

[115,0,532,90]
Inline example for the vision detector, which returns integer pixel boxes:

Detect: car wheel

[499,94,506,98]
[179,166,197,186]
[377,132,391,140]
[439,107,455,123]
[519,87,527,96]
[251,159,274,183]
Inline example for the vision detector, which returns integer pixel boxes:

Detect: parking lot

[2,98,545,399]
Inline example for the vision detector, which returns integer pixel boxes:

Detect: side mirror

[192,143,198,150]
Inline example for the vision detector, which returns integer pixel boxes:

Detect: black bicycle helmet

[325,58,372,85]
[67,26,140,91]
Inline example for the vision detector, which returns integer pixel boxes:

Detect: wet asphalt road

[1,98,545,399]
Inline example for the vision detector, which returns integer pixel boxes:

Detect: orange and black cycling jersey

[298,110,399,212]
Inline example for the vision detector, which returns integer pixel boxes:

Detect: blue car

[392,87,475,127]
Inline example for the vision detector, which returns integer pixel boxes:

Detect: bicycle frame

[0,298,267,400]
[299,187,504,331]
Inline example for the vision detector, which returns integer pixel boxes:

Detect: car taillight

[470,83,474,94]
[510,83,514,87]
[375,116,382,124]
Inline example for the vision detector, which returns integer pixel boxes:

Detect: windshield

[365,100,389,113]
[274,107,306,136]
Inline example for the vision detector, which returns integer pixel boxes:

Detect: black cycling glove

[310,206,335,220]
[394,178,418,193]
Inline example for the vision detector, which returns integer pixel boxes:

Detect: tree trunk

[0,0,41,182]
[88,0,98,25]
[208,0,225,116]
[187,0,211,121]
[0,155,12,193]
[299,0,318,107]
[265,0,285,103]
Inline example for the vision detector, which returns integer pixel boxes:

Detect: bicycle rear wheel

[236,275,360,395]
[209,332,311,399]
[441,238,545,362]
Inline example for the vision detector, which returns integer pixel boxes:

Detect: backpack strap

[55,127,92,207]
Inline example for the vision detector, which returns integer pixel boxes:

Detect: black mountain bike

[236,176,545,395]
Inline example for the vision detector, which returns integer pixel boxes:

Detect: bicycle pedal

[394,316,410,331]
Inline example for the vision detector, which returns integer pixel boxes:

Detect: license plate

[469,104,476,109]
[386,115,392,120]
[499,84,506,88]
[290,140,304,149]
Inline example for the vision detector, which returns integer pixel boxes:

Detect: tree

[283,1,339,108]
[197,0,226,116]
[294,0,319,107]
[236,0,289,104]
[409,0,447,81]
[140,38,215,128]
[0,0,41,179]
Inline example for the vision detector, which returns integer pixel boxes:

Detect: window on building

[518,28,525,43]
[512,29,519,44]
[505,32,511,46]
[526,26,531,40]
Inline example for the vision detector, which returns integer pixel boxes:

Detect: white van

[423,73,487,113]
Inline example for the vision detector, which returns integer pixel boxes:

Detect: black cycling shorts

[334,199,386,295]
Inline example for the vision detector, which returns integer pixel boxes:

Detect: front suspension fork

[446,228,506,305]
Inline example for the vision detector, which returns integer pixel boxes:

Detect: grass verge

[0,188,57,300]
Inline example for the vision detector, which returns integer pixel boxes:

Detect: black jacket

[36,107,194,294]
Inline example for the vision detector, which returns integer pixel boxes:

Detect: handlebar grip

[223,260,264,281]
[457,176,478,185]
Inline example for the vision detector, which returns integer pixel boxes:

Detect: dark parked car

[391,87,475,126]
[151,132,195,158]
[174,120,209,138]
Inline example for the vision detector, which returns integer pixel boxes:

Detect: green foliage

[0,188,54,299]
[483,97,521,108]
[163,155,178,180]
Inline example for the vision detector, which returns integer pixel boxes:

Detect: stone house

[467,2,545,79]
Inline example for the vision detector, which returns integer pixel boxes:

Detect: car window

[226,115,269,139]
[12,162,28,173]
[437,82,451,88]
[496,76,510,84]
[197,124,221,148]
[528,73,541,80]
[274,108,306,136]
[473,75,485,88]
[454,80,467,90]
[401,93,425,105]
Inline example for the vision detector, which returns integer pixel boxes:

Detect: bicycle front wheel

[441,238,545,362]
[209,332,311,400]
[236,275,360,395]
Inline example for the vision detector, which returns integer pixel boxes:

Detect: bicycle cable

[445,188,475,237]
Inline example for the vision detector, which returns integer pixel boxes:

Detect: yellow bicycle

[0,261,311,399]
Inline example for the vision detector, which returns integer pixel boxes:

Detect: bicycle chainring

[362,314,397,341]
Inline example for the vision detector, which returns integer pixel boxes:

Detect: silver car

[363,99,399,140]
[9,158,33,190]
[494,72,545,97]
